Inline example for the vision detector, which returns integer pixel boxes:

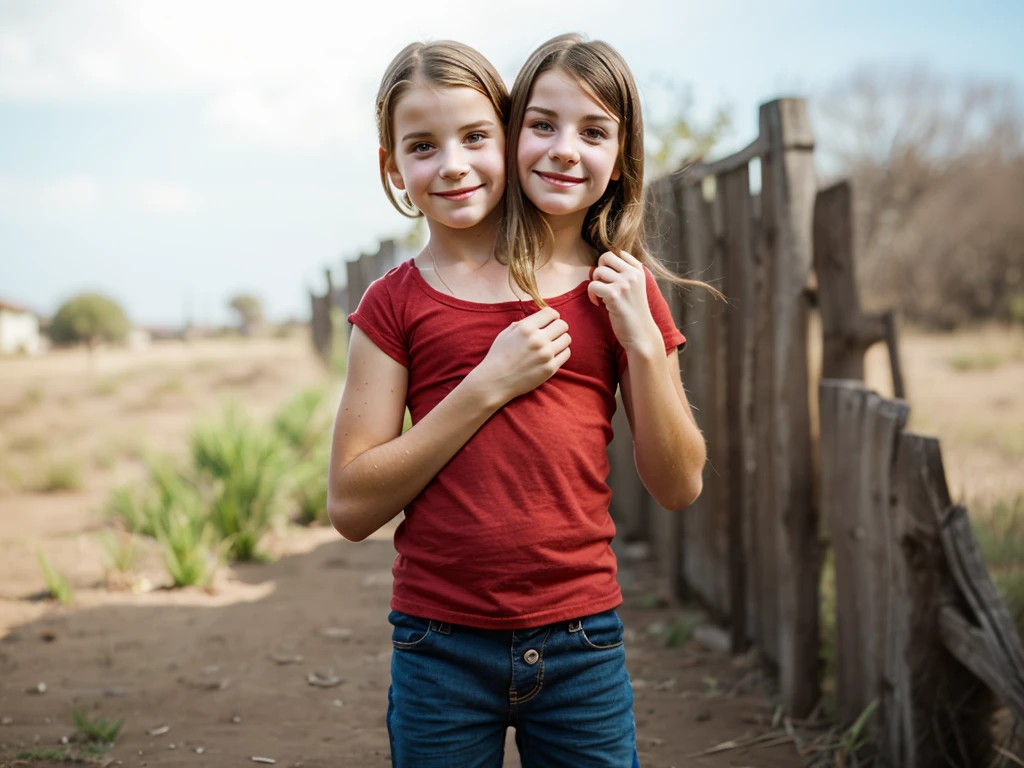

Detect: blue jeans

[387,608,640,767]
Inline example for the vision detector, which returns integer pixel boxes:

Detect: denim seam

[510,627,551,705]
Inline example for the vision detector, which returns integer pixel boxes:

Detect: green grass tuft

[37,549,74,603]
[72,707,123,745]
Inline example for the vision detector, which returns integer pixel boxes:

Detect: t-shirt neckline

[404,258,592,312]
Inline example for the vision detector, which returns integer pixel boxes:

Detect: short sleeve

[615,266,687,376]
[348,272,409,367]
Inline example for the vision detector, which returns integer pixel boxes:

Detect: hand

[469,307,571,404]
[587,250,662,357]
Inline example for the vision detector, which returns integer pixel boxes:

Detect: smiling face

[516,69,621,221]
[383,83,506,230]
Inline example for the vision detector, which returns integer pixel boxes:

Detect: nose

[439,144,470,180]
[548,136,580,166]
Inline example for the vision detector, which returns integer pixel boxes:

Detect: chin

[433,208,490,229]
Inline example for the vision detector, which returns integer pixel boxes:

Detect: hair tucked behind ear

[376,41,509,217]
[500,33,723,306]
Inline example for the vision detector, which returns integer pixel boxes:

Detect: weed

[665,616,696,648]
[36,457,83,492]
[72,707,123,745]
[90,377,120,397]
[37,549,73,603]
[273,386,331,458]
[190,404,290,560]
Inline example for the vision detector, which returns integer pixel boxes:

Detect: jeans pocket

[389,610,433,650]
[573,609,625,650]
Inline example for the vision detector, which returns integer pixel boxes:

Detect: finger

[587,281,612,307]
[526,306,560,328]
[550,331,572,355]
[551,345,571,371]
[617,250,644,269]
[598,251,629,273]
[592,265,621,285]
[543,318,570,341]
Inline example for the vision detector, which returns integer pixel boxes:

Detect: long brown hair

[376,41,510,217]
[500,33,723,305]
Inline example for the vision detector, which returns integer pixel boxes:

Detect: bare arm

[588,249,705,511]
[328,309,571,541]
[620,348,705,510]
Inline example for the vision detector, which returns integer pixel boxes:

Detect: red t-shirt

[348,258,686,629]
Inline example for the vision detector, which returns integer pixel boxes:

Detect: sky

[0,0,1021,328]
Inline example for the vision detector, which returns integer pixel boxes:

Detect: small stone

[0,717,11,725]
[332,699,343,707]
[251,758,276,764]
[195,746,205,754]
[169,743,176,749]
[231,716,242,724]
[147,725,170,736]
[60,736,69,744]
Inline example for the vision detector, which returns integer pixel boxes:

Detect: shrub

[49,293,130,346]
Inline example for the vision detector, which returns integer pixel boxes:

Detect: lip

[431,184,484,201]
[535,171,585,188]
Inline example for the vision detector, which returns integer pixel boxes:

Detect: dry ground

[0,326,1021,767]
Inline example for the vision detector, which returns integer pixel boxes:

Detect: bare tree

[815,65,1024,326]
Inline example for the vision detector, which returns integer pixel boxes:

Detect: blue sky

[1,0,1021,327]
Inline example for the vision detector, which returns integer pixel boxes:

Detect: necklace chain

[424,241,457,297]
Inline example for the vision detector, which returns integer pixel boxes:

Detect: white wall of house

[0,308,42,355]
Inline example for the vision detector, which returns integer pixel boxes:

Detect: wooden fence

[312,95,1024,760]
[820,380,1024,766]
[310,239,405,363]
[609,97,1024,757]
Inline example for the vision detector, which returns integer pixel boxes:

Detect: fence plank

[759,98,821,716]
[938,506,1024,719]
[719,166,755,649]
[887,433,996,768]
[820,380,870,724]
[751,187,779,661]
[679,182,722,616]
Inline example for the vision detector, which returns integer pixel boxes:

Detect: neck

[542,209,592,267]
[424,207,500,267]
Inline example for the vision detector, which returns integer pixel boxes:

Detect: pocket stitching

[577,615,625,650]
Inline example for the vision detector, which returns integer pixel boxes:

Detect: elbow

[326,496,370,543]
[656,472,704,512]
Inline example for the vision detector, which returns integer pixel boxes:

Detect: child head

[376,42,510,231]
[502,34,720,303]
[500,34,643,299]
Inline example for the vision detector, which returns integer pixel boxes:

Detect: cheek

[516,133,545,175]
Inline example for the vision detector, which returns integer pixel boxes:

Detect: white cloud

[0,0,729,151]
[137,182,197,214]
[0,175,99,211]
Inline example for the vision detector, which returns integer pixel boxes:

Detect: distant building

[0,300,43,356]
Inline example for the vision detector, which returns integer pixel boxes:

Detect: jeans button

[523,649,540,665]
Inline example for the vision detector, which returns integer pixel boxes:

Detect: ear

[610,166,621,182]
[379,147,406,191]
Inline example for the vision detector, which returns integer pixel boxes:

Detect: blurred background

[0,2,1022,765]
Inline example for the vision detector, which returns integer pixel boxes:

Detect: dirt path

[0,524,800,767]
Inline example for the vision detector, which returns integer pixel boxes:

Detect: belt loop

[568,619,582,633]
[430,620,451,635]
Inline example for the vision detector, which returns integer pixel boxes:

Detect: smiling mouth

[432,185,483,201]
[535,171,585,188]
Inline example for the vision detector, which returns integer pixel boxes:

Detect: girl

[329,36,707,767]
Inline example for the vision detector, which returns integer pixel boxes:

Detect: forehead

[527,70,617,122]
[392,84,500,133]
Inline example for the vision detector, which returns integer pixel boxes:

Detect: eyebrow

[401,119,496,142]
[525,106,616,124]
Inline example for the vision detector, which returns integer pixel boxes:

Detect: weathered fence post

[759,98,821,716]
